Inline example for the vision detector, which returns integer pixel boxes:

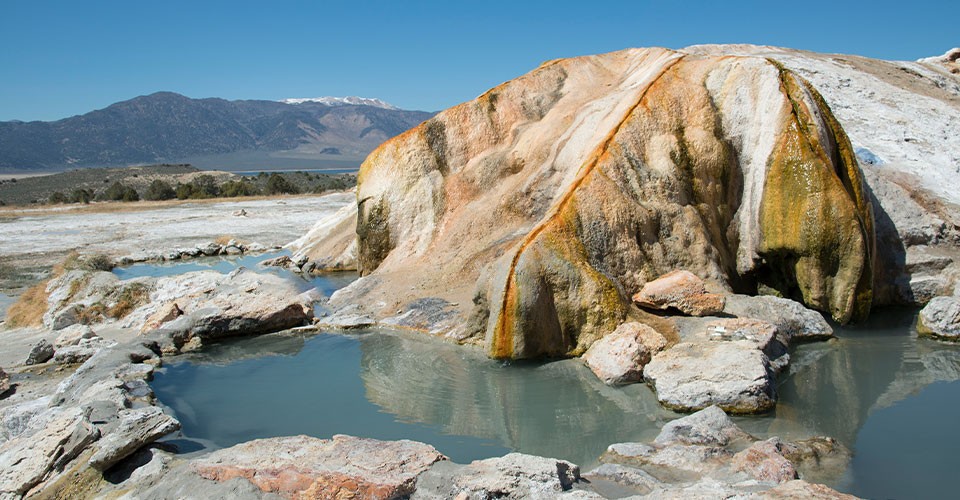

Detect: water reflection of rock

[180,332,306,366]
[357,332,679,466]
[743,309,960,446]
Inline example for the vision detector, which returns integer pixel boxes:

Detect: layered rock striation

[307,48,877,359]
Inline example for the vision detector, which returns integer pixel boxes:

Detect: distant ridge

[0,92,433,172]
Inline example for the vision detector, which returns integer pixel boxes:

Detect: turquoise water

[141,261,960,496]
[151,330,678,466]
[112,251,357,297]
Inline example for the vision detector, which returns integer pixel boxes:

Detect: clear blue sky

[0,0,954,121]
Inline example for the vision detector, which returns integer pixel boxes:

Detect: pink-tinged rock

[140,301,183,333]
[762,479,860,499]
[193,434,445,499]
[633,270,725,316]
[583,322,667,385]
[732,438,798,483]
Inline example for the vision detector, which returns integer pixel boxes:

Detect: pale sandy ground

[0,173,54,181]
[0,192,355,300]
[0,192,354,258]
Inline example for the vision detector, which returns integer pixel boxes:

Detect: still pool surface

[144,261,960,498]
[112,251,357,297]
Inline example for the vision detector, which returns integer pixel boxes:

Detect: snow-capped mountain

[279,96,399,110]
[0,92,433,170]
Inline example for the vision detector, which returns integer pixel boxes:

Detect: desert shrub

[175,182,194,200]
[176,175,220,199]
[144,180,176,201]
[192,175,220,198]
[5,280,50,327]
[48,191,68,204]
[99,181,139,202]
[266,173,299,195]
[69,189,93,204]
[220,179,260,197]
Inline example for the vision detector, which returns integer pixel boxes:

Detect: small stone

[583,322,667,385]
[584,463,659,495]
[54,324,97,349]
[51,304,83,330]
[53,337,112,365]
[199,242,222,256]
[918,296,960,340]
[732,438,799,483]
[633,270,725,316]
[140,302,183,333]
[655,406,753,447]
[414,453,582,499]
[259,255,293,268]
[25,339,55,365]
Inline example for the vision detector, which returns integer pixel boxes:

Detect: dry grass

[6,279,50,327]
[107,283,150,319]
[5,251,115,327]
[214,235,235,246]
[75,303,106,325]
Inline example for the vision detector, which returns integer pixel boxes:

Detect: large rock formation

[305,47,879,359]
[685,45,960,305]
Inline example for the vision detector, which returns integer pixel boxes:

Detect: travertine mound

[309,47,877,359]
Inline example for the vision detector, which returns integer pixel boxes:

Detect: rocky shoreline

[0,335,856,499]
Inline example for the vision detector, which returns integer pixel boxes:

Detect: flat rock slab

[193,434,445,500]
[632,270,725,316]
[0,407,99,496]
[582,322,667,386]
[644,341,776,414]
[723,294,833,340]
[413,453,582,499]
[918,296,960,340]
[125,268,314,346]
[89,406,180,471]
